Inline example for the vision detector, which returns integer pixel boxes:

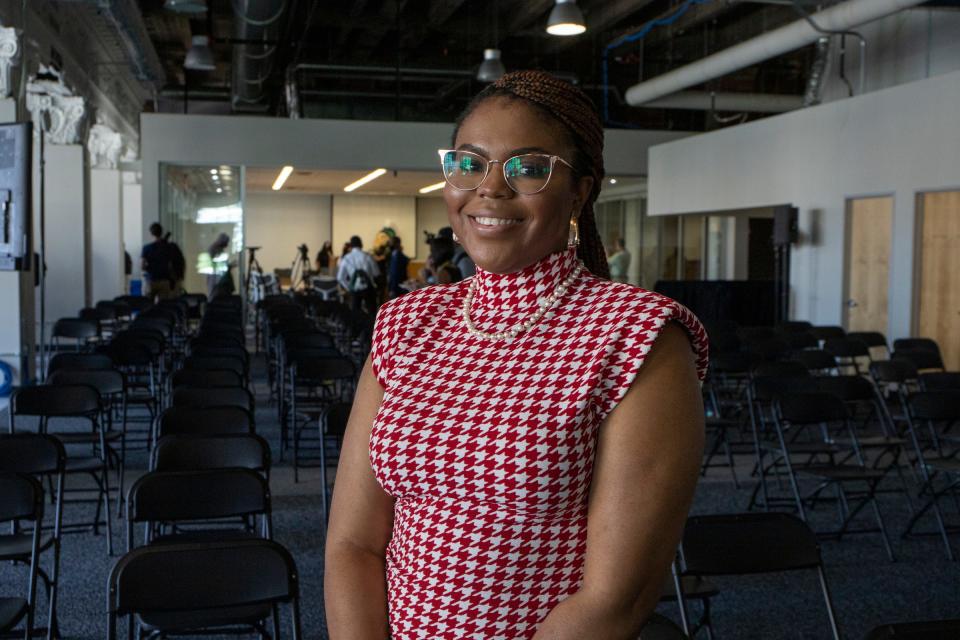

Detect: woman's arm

[324,358,395,639]
[532,323,705,639]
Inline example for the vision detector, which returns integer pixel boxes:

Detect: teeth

[474,216,520,226]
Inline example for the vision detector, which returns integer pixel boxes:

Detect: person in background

[164,232,186,295]
[439,225,476,278]
[123,250,132,293]
[141,222,172,301]
[608,237,631,284]
[387,236,410,299]
[207,232,232,298]
[337,235,380,313]
[316,241,333,276]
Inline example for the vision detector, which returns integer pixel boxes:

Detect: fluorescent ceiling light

[546,0,586,36]
[419,181,446,194]
[272,165,294,191]
[344,168,387,192]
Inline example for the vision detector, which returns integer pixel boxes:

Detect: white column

[89,168,124,303]
[122,177,142,285]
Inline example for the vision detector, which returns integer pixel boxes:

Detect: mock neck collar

[471,247,579,312]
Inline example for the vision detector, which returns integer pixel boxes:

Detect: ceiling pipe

[625,0,927,107]
[645,91,804,113]
[232,0,286,111]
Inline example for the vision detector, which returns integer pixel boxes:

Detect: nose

[477,160,513,199]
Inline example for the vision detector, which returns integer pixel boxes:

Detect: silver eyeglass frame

[437,148,575,195]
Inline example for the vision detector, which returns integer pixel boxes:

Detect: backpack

[349,267,374,292]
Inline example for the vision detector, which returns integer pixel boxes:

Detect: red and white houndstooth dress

[369,247,709,639]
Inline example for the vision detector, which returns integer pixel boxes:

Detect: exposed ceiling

[137,0,843,130]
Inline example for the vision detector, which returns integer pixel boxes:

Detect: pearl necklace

[462,261,584,340]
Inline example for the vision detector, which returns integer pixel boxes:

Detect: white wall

[415,198,449,261]
[140,113,691,238]
[89,169,124,303]
[331,195,416,264]
[37,144,87,328]
[647,69,960,340]
[244,192,332,275]
[122,176,142,284]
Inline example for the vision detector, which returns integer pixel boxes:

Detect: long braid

[454,71,610,279]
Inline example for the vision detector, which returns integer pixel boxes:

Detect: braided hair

[452,70,610,279]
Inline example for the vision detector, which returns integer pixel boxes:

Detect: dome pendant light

[546,0,586,36]
[477,49,506,83]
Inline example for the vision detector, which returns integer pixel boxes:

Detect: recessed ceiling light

[272,165,294,190]
[419,181,446,194]
[216,187,222,193]
[209,169,217,174]
[344,168,387,192]
[609,178,617,184]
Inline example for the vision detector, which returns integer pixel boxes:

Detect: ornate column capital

[88,122,124,169]
[26,65,86,145]
[0,26,20,98]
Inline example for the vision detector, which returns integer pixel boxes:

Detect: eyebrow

[456,143,555,157]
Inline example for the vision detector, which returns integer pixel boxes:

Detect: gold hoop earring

[567,216,580,249]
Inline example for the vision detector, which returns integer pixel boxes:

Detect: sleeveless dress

[369,247,709,639]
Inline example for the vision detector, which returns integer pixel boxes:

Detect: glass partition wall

[160,164,245,298]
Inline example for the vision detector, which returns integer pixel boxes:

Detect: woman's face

[444,97,594,275]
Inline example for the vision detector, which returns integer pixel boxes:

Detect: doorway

[845,196,892,334]
[917,191,960,370]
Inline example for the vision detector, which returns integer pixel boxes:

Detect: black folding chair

[125,468,272,551]
[791,349,841,376]
[171,368,243,390]
[774,392,895,560]
[919,372,960,391]
[50,318,98,353]
[673,512,840,640]
[902,391,960,560]
[172,387,254,412]
[9,385,114,555]
[107,539,302,640]
[319,402,351,525]
[863,619,960,639]
[289,355,356,478]
[848,331,889,361]
[824,337,871,375]
[0,473,44,640]
[893,349,945,373]
[151,434,271,478]
[0,434,67,640]
[46,352,113,378]
[155,406,254,441]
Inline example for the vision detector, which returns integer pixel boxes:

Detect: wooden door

[845,197,892,334]
[918,191,960,370]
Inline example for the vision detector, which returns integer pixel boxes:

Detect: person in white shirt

[337,235,381,313]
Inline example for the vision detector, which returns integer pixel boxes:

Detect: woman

[325,71,708,639]
[316,241,333,276]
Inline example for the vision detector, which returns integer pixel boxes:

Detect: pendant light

[477,0,505,83]
[546,0,586,36]
[184,35,216,71]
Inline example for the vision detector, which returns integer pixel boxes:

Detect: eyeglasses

[437,149,575,195]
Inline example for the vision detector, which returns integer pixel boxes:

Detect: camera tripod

[289,244,312,292]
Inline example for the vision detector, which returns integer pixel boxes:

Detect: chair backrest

[892,337,941,356]
[172,387,254,412]
[893,348,945,371]
[188,345,249,366]
[323,402,352,438]
[105,339,155,367]
[783,331,819,351]
[906,391,960,421]
[824,337,870,359]
[919,372,960,391]
[53,317,98,340]
[790,349,838,373]
[847,331,888,349]
[814,375,877,403]
[11,384,100,418]
[183,355,246,377]
[127,468,270,524]
[0,472,44,523]
[114,295,152,311]
[152,434,270,473]
[108,539,299,616]
[171,369,243,390]
[0,434,66,475]
[751,361,810,379]
[681,513,822,575]
[777,392,849,424]
[290,354,356,381]
[870,359,918,385]
[157,406,254,438]
[863,619,960,639]
[283,331,336,351]
[810,325,846,340]
[777,320,813,333]
[750,376,819,403]
[49,369,125,396]
[47,352,113,375]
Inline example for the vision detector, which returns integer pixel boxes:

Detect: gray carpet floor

[2,361,959,639]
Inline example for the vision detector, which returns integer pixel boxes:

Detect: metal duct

[803,37,831,106]
[58,0,165,88]
[645,91,804,113]
[232,0,286,111]
[625,0,926,107]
